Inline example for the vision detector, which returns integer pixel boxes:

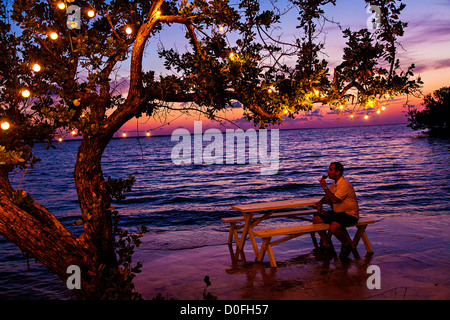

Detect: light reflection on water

[0,123,449,298]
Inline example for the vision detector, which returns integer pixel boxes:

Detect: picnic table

[224,197,322,256]
[223,196,376,267]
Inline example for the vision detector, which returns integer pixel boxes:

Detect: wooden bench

[222,209,317,247]
[253,219,376,267]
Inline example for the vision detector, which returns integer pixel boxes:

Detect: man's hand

[318,177,327,190]
[316,201,323,214]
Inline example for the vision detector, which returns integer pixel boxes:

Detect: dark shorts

[316,211,358,228]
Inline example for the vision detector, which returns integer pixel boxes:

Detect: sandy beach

[134,214,450,300]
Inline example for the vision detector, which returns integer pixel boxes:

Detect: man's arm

[322,187,342,204]
[319,178,342,204]
[316,194,330,213]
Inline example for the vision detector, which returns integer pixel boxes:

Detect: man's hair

[331,162,344,175]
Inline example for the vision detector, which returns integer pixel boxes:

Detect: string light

[229,52,235,60]
[146,131,151,137]
[366,98,375,108]
[58,2,66,10]
[267,88,273,94]
[125,27,133,35]
[381,106,386,111]
[50,32,58,40]
[71,130,77,136]
[87,10,95,18]
[32,63,41,72]
[376,109,381,114]
[1,121,10,130]
[350,113,354,119]
[122,132,127,137]
[21,89,31,98]
[364,114,369,120]
[58,137,63,142]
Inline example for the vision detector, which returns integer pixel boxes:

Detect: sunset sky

[118,0,450,137]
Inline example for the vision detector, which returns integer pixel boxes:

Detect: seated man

[314,162,359,258]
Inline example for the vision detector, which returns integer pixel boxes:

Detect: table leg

[248,228,259,257]
[238,212,254,251]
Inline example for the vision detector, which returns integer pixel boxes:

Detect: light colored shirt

[330,176,359,218]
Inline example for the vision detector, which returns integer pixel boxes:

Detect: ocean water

[0,123,449,299]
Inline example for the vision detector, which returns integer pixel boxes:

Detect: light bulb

[267,88,272,94]
[1,121,10,130]
[146,131,151,137]
[50,32,58,40]
[125,27,132,35]
[122,132,127,137]
[32,63,41,72]
[350,114,354,119]
[87,10,95,18]
[364,114,369,120]
[58,3,65,10]
[21,89,31,98]
[58,137,63,142]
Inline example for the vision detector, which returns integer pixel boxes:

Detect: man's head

[328,162,344,180]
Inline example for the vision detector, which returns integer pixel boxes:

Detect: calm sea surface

[0,123,449,299]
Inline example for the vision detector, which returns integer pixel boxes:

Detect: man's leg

[329,221,348,245]
[329,221,352,258]
[313,215,332,248]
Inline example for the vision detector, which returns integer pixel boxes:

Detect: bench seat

[222,209,317,245]
[253,219,376,267]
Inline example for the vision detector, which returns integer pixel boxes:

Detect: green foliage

[105,175,147,300]
[10,189,40,216]
[97,209,148,300]
[1,0,422,155]
[407,86,450,137]
[106,175,136,203]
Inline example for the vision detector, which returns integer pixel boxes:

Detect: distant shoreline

[56,122,410,142]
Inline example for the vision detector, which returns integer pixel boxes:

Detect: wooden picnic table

[229,196,322,256]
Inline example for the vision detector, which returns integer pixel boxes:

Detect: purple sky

[108,1,450,136]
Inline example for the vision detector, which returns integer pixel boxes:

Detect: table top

[231,196,322,213]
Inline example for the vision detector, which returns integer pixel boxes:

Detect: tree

[0,0,421,299]
[407,86,450,137]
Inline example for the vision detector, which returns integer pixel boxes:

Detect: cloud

[412,58,450,73]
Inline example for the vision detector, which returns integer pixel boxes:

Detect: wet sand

[134,215,450,300]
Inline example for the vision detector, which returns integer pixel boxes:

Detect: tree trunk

[0,170,96,299]
[74,134,116,270]
[0,132,121,299]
